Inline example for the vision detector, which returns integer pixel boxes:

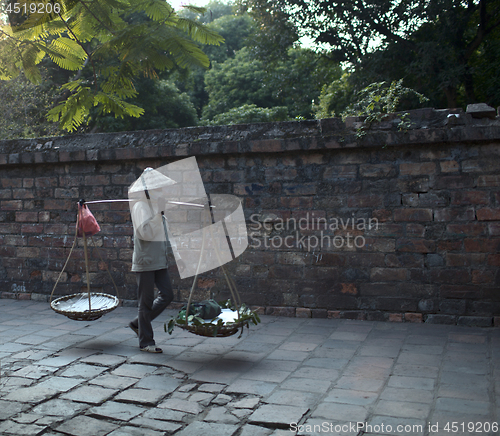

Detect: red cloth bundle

[77,203,100,237]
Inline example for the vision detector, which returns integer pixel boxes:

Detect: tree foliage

[0,0,223,131]
[203,103,289,125]
[202,46,342,122]
[241,0,500,109]
[92,77,198,131]
[0,69,60,138]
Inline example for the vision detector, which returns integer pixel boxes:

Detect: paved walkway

[0,299,498,436]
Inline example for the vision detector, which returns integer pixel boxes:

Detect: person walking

[128,199,173,353]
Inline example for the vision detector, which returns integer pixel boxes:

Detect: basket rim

[174,318,248,337]
[51,292,119,317]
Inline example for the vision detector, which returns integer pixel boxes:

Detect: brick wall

[1,107,499,325]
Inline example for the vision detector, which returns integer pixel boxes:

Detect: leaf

[142,0,175,22]
[47,85,94,131]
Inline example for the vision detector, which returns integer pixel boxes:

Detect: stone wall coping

[1,108,500,164]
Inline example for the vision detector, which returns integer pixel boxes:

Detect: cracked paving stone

[230,396,261,409]
[12,413,44,424]
[107,426,166,436]
[0,420,46,436]
[226,379,278,396]
[4,385,58,403]
[177,383,197,392]
[232,408,253,419]
[198,383,227,393]
[55,415,118,436]
[60,385,118,404]
[89,374,138,390]
[129,417,183,433]
[189,391,214,405]
[174,421,239,436]
[111,363,157,378]
[239,424,273,436]
[58,363,107,379]
[36,376,85,392]
[204,406,240,424]
[80,354,127,366]
[35,416,64,427]
[265,389,321,408]
[142,408,186,422]
[115,387,167,405]
[249,404,309,428]
[212,394,233,405]
[135,375,181,392]
[88,401,146,421]
[171,391,190,400]
[312,403,368,422]
[32,399,88,417]
[11,365,58,380]
[158,398,203,414]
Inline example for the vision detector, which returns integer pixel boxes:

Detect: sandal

[140,345,163,353]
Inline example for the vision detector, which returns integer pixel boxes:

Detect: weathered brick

[323,165,358,179]
[360,164,396,178]
[347,194,384,208]
[54,188,80,199]
[265,306,295,316]
[388,313,403,322]
[425,314,456,324]
[440,160,459,172]
[477,175,500,187]
[250,139,283,153]
[15,212,38,222]
[84,175,110,186]
[446,223,486,237]
[396,238,435,253]
[35,177,58,188]
[446,253,487,267]
[431,269,471,284]
[1,200,23,210]
[451,191,489,205]
[12,189,34,199]
[394,209,433,222]
[471,269,495,284]
[16,247,40,258]
[404,312,423,323]
[212,170,245,183]
[440,285,478,299]
[487,254,500,266]
[434,174,475,190]
[406,224,425,237]
[296,307,312,318]
[464,238,500,253]
[370,268,408,281]
[282,183,316,195]
[400,162,436,176]
[477,208,500,221]
[434,208,475,222]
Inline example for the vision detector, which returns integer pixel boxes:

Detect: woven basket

[51,292,119,321]
[174,319,247,337]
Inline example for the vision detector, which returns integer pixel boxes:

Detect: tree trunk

[444,86,458,108]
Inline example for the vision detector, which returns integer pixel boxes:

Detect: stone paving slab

[0,300,499,435]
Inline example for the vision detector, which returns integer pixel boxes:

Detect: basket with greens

[165,299,261,338]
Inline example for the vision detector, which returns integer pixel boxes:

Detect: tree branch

[464,0,500,60]
[56,11,98,93]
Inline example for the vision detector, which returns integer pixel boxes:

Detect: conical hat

[128,167,176,193]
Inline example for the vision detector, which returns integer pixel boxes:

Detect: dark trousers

[131,269,174,348]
